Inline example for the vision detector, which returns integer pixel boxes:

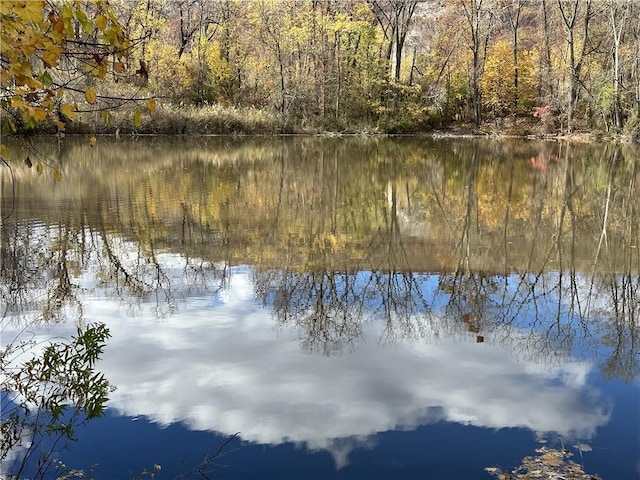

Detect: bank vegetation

[3,1,640,140]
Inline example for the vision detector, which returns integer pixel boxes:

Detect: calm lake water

[1,136,639,479]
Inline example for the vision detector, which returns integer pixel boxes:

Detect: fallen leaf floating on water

[485,447,601,480]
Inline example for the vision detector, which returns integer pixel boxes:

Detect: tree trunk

[506,0,522,114]
[461,0,493,127]
[610,0,630,131]
[557,0,592,133]
[541,0,553,100]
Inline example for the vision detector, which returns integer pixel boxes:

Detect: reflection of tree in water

[1,222,86,324]
[2,137,638,374]
[3,137,637,478]
[253,155,435,353]
[254,141,639,379]
[0,208,229,328]
[371,155,435,343]
[597,273,639,381]
[585,148,639,381]
[255,269,364,354]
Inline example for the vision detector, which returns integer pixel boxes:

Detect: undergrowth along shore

[15,103,640,141]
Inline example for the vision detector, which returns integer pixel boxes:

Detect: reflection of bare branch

[454,142,479,277]
[597,272,639,381]
[1,222,89,325]
[183,259,228,298]
[99,231,150,297]
[265,269,365,355]
[1,224,41,321]
[588,147,618,314]
[175,432,241,480]
[2,216,228,326]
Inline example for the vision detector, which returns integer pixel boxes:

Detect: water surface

[1,136,638,479]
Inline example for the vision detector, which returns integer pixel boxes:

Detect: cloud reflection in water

[87,268,610,468]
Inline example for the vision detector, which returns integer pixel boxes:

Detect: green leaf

[75,8,93,34]
[133,108,141,128]
[41,70,53,86]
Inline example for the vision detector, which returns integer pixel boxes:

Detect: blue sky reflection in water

[2,259,637,479]
[1,137,639,479]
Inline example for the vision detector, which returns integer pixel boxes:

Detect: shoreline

[4,103,639,144]
[6,129,638,144]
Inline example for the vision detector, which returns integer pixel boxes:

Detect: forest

[2,0,640,139]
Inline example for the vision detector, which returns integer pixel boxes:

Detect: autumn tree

[556,0,593,132]
[480,40,535,117]
[419,4,467,123]
[169,0,217,58]
[368,0,421,82]
[4,0,640,135]
[459,0,495,127]
[631,7,640,122]
[498,0,523,114]
[319,2,388,121]
[112,0,165,60]
[608,0,632,131]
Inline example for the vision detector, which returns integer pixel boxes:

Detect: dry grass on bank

[66,103,298,135]
[15,97,640,140]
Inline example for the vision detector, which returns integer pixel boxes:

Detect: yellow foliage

[0,0,131,139]
[480,40,537,116]
[146,40,194,100]
[85,86,97,105]
[126,0,166,45]
[133,109,142,128]
[194,39,235,101]
[27,106,48,122]
[95,14,107,31]
[60,103,77,120]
